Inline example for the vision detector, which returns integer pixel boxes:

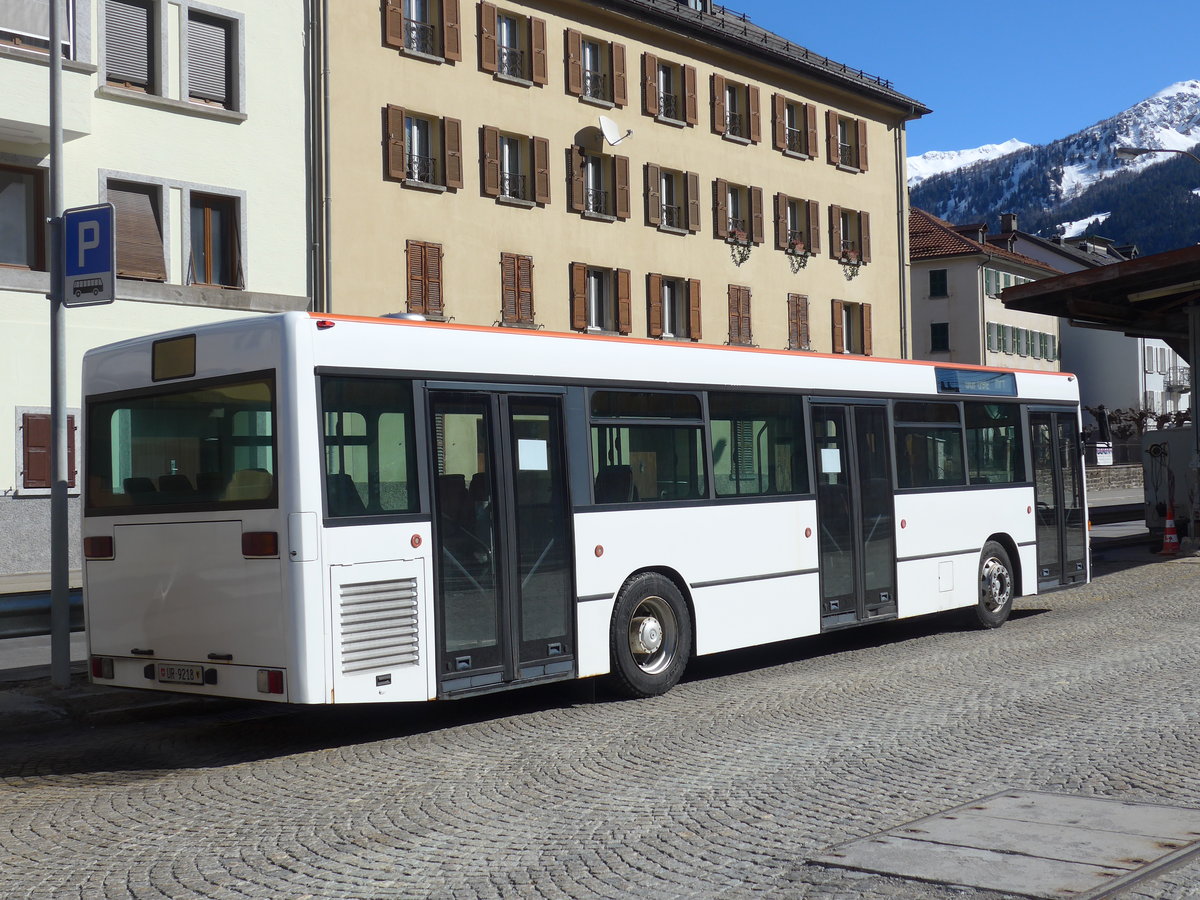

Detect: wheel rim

[980,556,1013,613]
[628,595,678,675]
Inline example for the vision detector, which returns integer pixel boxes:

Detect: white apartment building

[0,0,310,587]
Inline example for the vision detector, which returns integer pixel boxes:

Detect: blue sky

[728,0,1197,156]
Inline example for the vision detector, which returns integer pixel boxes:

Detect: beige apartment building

[315,0,928,356]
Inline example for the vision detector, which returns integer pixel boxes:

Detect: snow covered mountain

[908,80,1200,253]
[906,139,1030,187]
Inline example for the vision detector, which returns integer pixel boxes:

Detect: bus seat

[224,468,272,501]
[123,476,157,498]
[594,465,635,503]
[437,474,472,525]
[158,473,195,495]
[468,471,490,503]
[327,473,366,516]
[196,471,224,498]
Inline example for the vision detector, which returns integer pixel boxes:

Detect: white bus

[81,312,1087,703]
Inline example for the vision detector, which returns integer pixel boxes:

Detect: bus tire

[609,572,692,698]
[974,541,1015,629]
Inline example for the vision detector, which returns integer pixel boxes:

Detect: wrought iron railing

[406,154,437,184]
[403,17,436,55]
[786,126,805,153]
[500,172,528,200]
[1165,366,1192,392]
[585,188,609,215]
[661,204,682,229]
[725,111,745,137]
[659,92,680,119]
[839,141,858,167]
[498,46,525,78]
[582,69,608,101]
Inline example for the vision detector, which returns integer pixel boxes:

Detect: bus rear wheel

[974,541,1015,629]
[610,572,692,698]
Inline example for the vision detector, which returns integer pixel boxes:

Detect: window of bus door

[85,374,276,513]
[589,390,706,502]
[893,401,965,490]
[320,376,420,517]
[708,391,808,497]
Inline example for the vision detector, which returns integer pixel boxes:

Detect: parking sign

[62,203,116,307]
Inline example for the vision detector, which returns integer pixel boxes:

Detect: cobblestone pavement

[3,553,1200,899]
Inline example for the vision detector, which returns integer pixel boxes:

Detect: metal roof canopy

[1002,243,1200,473]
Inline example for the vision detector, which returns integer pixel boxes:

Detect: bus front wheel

[609,572,692,698]
[974,541,1015,629]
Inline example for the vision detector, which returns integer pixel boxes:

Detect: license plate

[157,663,204,685]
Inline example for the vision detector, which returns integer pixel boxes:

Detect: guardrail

[0,591,84,640]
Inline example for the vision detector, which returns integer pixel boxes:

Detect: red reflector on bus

[257,669,284,694]
[242,532,278,557]
[84,536,114,559]
[316,319,335,329]
[90,657,114,679]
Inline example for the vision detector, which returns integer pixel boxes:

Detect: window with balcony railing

[482,126,549,204]
[712,75,759,142]
[385,0,461,62]
[644,56,696,125]
[827,111,868,172]
[480,3,545,84]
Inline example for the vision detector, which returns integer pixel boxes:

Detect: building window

[570,263,630,333]
[566,31,626,106]
[406,240,444,318]
[0,164,46,270]
[787,293,810,351]
[189,192,241,288]
[727,285,752,346]
[107,180,166,281]
[384,0,460,60]
[482,127,549,204]
[642,55,696,125]
[714,179,763,243]
[832,299,872,355]
[386,106,463,189]
[568,147,629,219]
[712,74,760,142]
[826,111,868,171]
[774,194,818,254]
[186,10,237,109]
[829,205,871,263]
[1,1,76,57]
[773,95,815,157]
[500,252,535,325]
[18,410,77,492]
[479,2,546,84]
[648,274,699,340]
[930,322,949,353]
[105,0,157,92]
[929,269,948,298]
[645,165,699,232]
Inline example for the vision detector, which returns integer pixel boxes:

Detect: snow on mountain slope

[907,139,1030,186]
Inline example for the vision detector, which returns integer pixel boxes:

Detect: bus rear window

[86,375,276,513]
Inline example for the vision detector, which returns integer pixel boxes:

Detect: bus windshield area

[86,375,276,513]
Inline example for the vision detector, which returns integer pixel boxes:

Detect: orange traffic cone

[1159,503,1180,556]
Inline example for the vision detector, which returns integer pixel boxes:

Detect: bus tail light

[257,669,284,694]
[84,536,114,559]
[242,532,279,558]
[90,657,114,679]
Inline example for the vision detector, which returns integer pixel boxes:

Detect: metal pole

[49,0,71,689]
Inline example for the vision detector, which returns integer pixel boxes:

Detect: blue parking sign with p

[62,203,116,307]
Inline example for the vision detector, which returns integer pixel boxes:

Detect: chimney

[1001,213,1018,233]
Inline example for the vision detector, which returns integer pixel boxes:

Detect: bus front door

[811,403,897,629]
[429,391,576,696]
[1030,410,1087,589]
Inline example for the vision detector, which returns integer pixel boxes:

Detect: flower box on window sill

[727,230,751,246]
[838,250,862,266]
[785,241,811,257]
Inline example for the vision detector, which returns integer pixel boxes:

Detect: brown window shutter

[807,199,820,252]
[612,43,627,107]
[727,285,739,345]
[426,242,444,317]
[386,105,407,180]
[406,240,427,314]
[482,125,500,197]
[530,16,547,85]
[713,178,728,239]
[740,287,752,345]
[533,136,551,204]
[570,261,587,330]
[517,255,535,323]
[109,182,166,281]
[806,104,818,156]
[774,192,788,249]
[826,109,838,165]
[856,118,869,171]
[614,155,630,220]
[788,293,809,350]
[750,186,764,245]
[647,273,663,337]
[568,146,585,212]
[67,415,76,488]
[859,211,871,262]
[831,299,845,353]
[862,303,873,356]
[688,279,702,340]
[772,93,785,151]
[21,413,51,490]
[829,204,842,258]
[642,52,658,116]
[686,171,701,232]
[384,0,404,49]
[748,85,761,143]
[442,0,461,60]
[616,268,631,334]
[500,252,518,322]
[683,65,698,125]
[566,29,582,96]
[443,117,463,188]
[711,74,726,134]
[645,163,661,226]
[479,2,497,73]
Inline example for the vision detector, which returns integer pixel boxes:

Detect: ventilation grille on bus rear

[339,577,419,674]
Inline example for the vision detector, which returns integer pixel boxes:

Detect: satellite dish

[598,115,632,146]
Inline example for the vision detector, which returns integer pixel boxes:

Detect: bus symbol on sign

[62,203,116,307]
